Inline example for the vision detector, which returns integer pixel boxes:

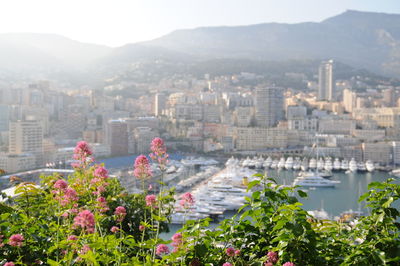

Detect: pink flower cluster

[179,192,195,209]
[52,179,79,207]
[145,194,157,207]
[74,210,95,233]
[110,226,119,233]
[282,263,295,266]
[114,206,127,222]
[8,234,24,247]
[94,166,108,179]
[96,196,109,213]
[72,141,93,168]
[4,262,15,266]
[171,233,183,252]
[226,247,240,257]
[149,137,169,169]
[133,155,152,179]
[156,244,170,255]
[67,235,78,241]
[223,263,232,266]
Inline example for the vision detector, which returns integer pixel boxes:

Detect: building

[154,93,166,116]
[0,105,9,132]
[235,127,288,150]
[255,87,284,127]
[362,142,391,165]
[0,153,36,173]
[106,120,128,156]
[342,88,357,113]
[133,127,158,154]
[9,120,43,154]
[318,60,334,101]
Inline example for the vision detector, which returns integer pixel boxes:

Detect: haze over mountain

[1,10,400,77]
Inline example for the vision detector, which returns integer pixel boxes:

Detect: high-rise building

[154,93,166,116]
[106,120,128,156]
[318,60,334,101]
[255,87,284,127]
[0,105,10,132]
[9,120,43,154]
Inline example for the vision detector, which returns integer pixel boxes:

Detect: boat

[263,157,272,169]
[309,158,317,169]
[254,156,264,169]
[349,158,358,172]
[301,158,309,171]
[285,157,294,170]
[242,157,250,168]
[317,158,325,171]
[333,158,341,171]
[170,212,208,224]
[293,172,340,187]
[357,162,367,172]
[341,159,349,171]
[365,160,375,172]
[293,158,301,171]
[277,157,285,169]
[270,159,278,169]
[335,209,363,223]
[324,158,333,172]
[308,209,330,220]
[247,157,256,169]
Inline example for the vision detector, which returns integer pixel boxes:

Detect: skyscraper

[318,60,334,101]
[154,93,166,117]
[9,119,43,154]
[106,119,128,156]
[255,87,284,127]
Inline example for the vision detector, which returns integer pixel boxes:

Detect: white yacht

[270,159,278,169]
[285,157,294,170]
[293,158,301,171]
[341,159,349,171]
[170,212,208,224]
[301,158,309,171]
[349,158,358,172]
[277,157,285,169]
[293,172,340,187]
[242,157,250,168]
[309,158,317,169]
[365,160,375,172]
[357,162,367,172]
[324,158,333,172]
[263,157,272,169]
[333,158,341,171]
[247,157,257,169]
[317,158,325,171]
[254,156,264,169]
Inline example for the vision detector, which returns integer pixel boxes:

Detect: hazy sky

[0,0,399,47]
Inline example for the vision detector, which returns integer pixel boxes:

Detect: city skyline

[0,0,399,46]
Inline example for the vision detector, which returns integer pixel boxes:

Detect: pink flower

[4,262,15,266]
[156,244,170,255]
[139,225,145,231]
[111,226,119,233]
[94,166,108,179]
[64,187,78,202]
[74,210,95,233]
[235,249,241,256]
[74,141,92,157]
[267,251,279,264]
[67,235,78,241]
[264,263,273,266]
[149,137,169,169]
[179,192,195,208]
[133,155,152,179]
[145,194,157,207]
[80,244,91,254]
[223,263,232,266]
[282,263,295,266]
[226,247,235,257]
[8,234,24,247]
[171,233,183,247]
[54,179,68,190]
[96,196,109,213]
[114,206,127,222]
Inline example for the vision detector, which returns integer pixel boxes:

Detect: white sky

[0,0,399,47]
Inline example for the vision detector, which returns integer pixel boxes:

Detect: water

[263,169,398,217]
[98,153,185,169]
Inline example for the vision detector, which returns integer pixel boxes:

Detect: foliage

[0,141,399,265]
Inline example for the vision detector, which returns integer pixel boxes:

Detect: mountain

[0,33,112,71]
[120,10,399,76]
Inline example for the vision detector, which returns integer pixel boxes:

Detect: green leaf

[382,197,394,208]
[194,243,208,257]
[47,259,59,266]
[297,190,307,198]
